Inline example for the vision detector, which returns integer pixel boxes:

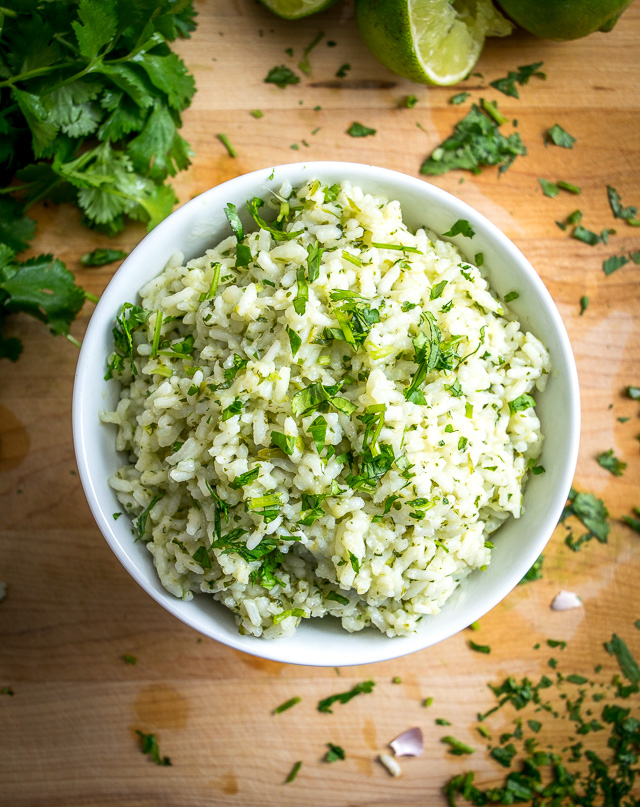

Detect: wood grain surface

[1,2,639,805]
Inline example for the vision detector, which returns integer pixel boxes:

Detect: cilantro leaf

[572,225,601,246]
[561,488,610,551]
[538,178,559,198]
[443,219,475,238]
[0,250,87,359]
[324,743,345,762]
[607,185,639,224]
[489,62,545,99]
[603,255,629,276]
[264,65,300,88]
[508,394,536,415]
[136,730,171,766]
[0,197,37,253]
[346,122,376,137]
[246,197,302,242]
[604,634,640,684]
[596,449,626,476]
[271,431,296,456]
[450,92,470,105]
[519,553,544,584]
[546,124,576,149]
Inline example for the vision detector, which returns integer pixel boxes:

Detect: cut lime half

[258,0,340,20]
[356,0,513,86]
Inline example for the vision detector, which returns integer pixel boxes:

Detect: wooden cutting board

[1,2,639,805]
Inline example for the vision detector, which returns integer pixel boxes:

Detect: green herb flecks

[420,104,527,177]
[324,743,346,762]
[285,760,302,783]
[230,468,259,490]
[80,248,127,267]
[469,641,491,654]
[442,736,475,755]
[291,381,356,419]
[604,634,640,686]
[596,449,627,476]
[346,122,376,137]
[273,608,305,625]
[274,696,301,714]
[580,296,589,315]
[216,133,236,158]
[247,197,302,242]
[298,31,324,75]
[508,394,535,415]
[560,488,610,552]
[443,220,475,239]
[450,92,470,105]
[136,730,171,766]
[489,62,545,99]
[134,491,165,542]
[404,313,441,405]
[607,186,640,226]
[317,680,375,713]
[224,203,244,242]
[546,124,576,149]
[603,255,629,276]
[271,431,296,456]
[265,65,300,88]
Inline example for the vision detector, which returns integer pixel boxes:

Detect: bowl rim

[73,160,581,666]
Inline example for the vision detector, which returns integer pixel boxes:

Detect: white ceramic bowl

[73,161,580,667]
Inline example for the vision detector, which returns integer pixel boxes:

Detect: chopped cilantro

[404,94,418,108]
[604,634,640,685]
[1,686,14,696]
[285,760,302,783]
[246,197,302,242]
[580,296,589,315]
[450,92,470,105]
[134,491,165,542]
[607,185,640,225]
[546,124,576,149]
[324,743,345,762]
[508,394,536,415]
[504,291,519,303]
[561,488,610,551]
[572,225,601,245]
[443,219,475,239]
[224,203,244,242]
[469,641,491,654]
[271,431,296,456]
[326,590,349,606]
[348,552,360,574]
[335,63,351,78]
[489,62,545,98]
[216,133,236,158]
[265,65,300,88]
[603,255,629,276]
[274,696,301,714]
[80,248,127,267]
[136,730,171,766]
[420,104,526,176]
[622,510,640,534]
[230,468,260,489]
[538,178,560,198]
[286,326,302,357]
[627,386,640,400]
[273,608,305,625]
[221,398,242,422]
[557,180,581,194]
[596,449,626,476]
[317,681,375,713]
[490,743,517,767]
[346,122,376,137]
[298,31,324,75]
[123,654,137,665]
[442,736,475,755]
[251,109,263,119]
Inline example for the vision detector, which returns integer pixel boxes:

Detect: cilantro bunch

[0,0,197,235]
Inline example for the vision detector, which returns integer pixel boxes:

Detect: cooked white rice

[101,179,550,639]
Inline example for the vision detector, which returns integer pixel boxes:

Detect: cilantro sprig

[0,0,197,235]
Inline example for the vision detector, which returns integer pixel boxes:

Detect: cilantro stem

[84,291,99,304]
[151,311,163,358]
[65,334,82,349]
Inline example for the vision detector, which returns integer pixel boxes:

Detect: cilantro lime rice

[100,179,550,638]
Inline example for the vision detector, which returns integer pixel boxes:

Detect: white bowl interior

[73,162,580,667]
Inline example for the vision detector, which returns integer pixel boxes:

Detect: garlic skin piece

[389,726,424,757]
[551,590,582,611]
[379,753,402,777]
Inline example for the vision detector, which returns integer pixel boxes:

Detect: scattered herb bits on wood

[265,65,300,88]
[136,730,171,766]
[596,449,627,476]
[285,760,302,783]
[346,122,376,137]
[324,743,345,762]
[546,124,576,148]
[489,62,545,99]
[317,681,375,713]
[80,248,127,267]
[274,696,301,714]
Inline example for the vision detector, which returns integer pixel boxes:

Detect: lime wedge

[258,0,340,19]
[356,0,513,86]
